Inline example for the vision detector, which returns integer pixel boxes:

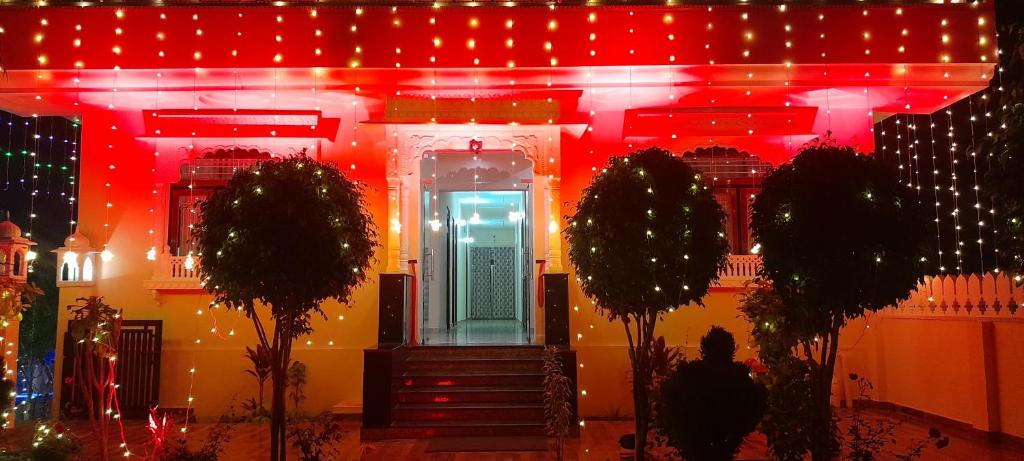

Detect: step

[362,420,547,440]
[404,345,544,360]
[396,385,543,404]
[392,402,545,422]
[404,357,543,373]
[401,371,544,388]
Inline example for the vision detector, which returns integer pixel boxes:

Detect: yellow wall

[841,315,1024,438]
[54,107,1024,442]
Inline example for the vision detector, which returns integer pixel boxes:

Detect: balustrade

[884,272,1024,317]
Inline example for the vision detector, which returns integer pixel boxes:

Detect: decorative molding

[388,125,559,179]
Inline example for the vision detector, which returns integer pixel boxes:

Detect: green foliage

[64,297,121,461]
[739,284,819,461]
[751,139,929,328]
[65,297,121,358]
[565,147,728,461]
[743,289,816,461]
[29,422,81,461]
[286,412,344,461]
[159,418,235,461]
[565,147,728,317]
[655,327,766,461]
[542,347,573,461]
[699,326,736,364]
[985,25,1024,275]
[19,256,58,421]
[845,374,949,461]
[243,345,271,416]
[749,140,928,461]
[287,361,307,415]
[195,155,377,333]
[195,156,376,461]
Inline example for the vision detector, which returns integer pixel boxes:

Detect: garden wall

[839,275,1024,440]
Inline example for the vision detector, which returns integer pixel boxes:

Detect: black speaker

[378,273,412,346]
[543,273,570,346]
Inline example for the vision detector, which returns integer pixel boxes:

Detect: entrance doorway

[419,151,534,345]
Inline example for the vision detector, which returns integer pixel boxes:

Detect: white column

[386,177,402,273]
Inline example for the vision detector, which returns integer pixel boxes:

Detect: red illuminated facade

[0,0,1002,434]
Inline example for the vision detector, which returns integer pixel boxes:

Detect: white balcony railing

[144,253,761,293]
[143,253,203,292]
[717,254,761,287]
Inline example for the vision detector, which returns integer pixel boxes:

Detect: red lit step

[362,420,547,440]
[392,402,544,422]
[401,371,544,388]
[396,385,543,404]
[404,357,543,373]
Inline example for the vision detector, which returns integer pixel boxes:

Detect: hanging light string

[2,113,11,191]
[907,114,922,197]
[181,298,204,435]
[895,116,906,187]
[67,120,80,237]
[67,62,82,236]
[946,106,964,272]
[100,16,120,264]
[58,118,69,204]
[26,109,40,248]
[928,114,945,273]
[43,118,53,196]
[967,94,985,273]
[147,69,162,262]
[898,64,912,190]
[18,118,29,190]
[58,117,71,229]
[981,77,999,271]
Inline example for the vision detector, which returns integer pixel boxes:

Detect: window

[166,148,273,255]
[682,147,770,255]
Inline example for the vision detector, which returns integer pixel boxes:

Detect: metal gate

[59,320,162,420]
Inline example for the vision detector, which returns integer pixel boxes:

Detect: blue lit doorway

[419,151,534,345]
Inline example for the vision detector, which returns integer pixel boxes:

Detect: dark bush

[656,328,767,461]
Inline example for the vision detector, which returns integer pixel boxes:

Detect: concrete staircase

[364,345,548,439]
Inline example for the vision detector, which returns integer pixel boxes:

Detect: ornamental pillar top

[0,212,36,283]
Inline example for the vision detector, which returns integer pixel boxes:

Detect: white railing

[179,158,342,182]
[143,253,762,292]
[717,254,761,287]
[179,158,265,181]
[884,272,1024,317]
[143,254,203,292]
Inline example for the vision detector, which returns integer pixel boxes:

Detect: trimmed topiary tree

[195,155,376,461]
[656,326,766,461]
[565,147,728,461]
[750,139,929,461]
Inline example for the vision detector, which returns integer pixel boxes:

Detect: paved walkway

[5,409,1022,460]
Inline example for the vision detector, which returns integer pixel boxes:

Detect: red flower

[743,358,769,374]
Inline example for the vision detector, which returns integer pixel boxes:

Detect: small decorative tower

[54,232,97,287]
[0,212,35,429]
[0,212,35,285]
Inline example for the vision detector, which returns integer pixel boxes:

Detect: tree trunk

[269,338,281,461]
[625,311,657,461]
[809,323,842,461]
[270,369,287,461]
[268,319,293,461]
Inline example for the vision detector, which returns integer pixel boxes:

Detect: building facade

[1,0,1020,439]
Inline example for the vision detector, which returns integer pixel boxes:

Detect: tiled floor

[423,319,530,345]
[10,408,1023,460]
